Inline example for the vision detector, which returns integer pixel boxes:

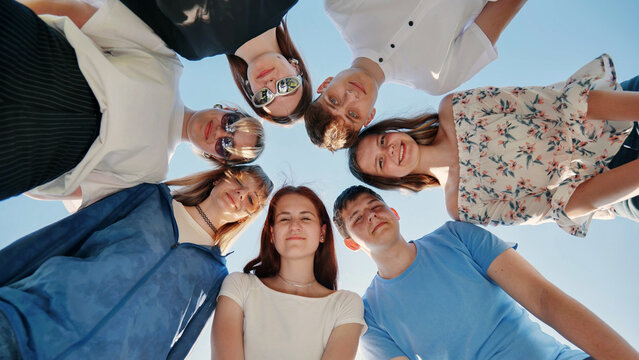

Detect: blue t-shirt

[361,221,587,360]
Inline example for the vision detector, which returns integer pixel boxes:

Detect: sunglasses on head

[250,75,303,108]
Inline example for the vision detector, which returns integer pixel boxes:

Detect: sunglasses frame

[250,75,303,108]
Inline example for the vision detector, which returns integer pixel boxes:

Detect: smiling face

[341,193,399,252]
[356,132,420,178]
[247,53,303,118]
[316,68,378,133]
[271,193,326,260]
[203,174,262,224]
[186,108,259,162]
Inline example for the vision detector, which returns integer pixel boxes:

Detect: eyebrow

[276,210,316,217]
[324,96,357,124]
[348,198,378,222]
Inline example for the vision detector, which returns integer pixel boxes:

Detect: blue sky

[1,0,638,358]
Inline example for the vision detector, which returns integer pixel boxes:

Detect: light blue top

[0,184,228,360]
[361,221,587,360]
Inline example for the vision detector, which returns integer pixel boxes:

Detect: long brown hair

[348,112,441,192]
[167,165,273,253]
[243,186,338,290]
[227,19,312,125]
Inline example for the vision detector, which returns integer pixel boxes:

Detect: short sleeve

[435,22,497,95]
[334,291,367,335]
[447,221,515,274]
[217,272,250,310]
[360,301,406,359]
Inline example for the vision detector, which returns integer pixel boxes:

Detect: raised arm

[320,323,363,360]
[565,159,639,219]
[211,296,245,360]
[19,0,96,28]
[487,248,639,360]
[474,0,527,45]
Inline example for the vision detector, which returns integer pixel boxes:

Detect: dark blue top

[119,0,298,60]
[0,184,228,360]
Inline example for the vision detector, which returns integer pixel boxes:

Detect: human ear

[269,226,274,243]
[317,77,334,94]
[344,238,360,251]
[390,208,400,220]
[320,224,327,243]
[364,107,376,127]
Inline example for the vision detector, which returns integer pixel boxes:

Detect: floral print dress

[452,54,632,237]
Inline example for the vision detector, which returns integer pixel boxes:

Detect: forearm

[538,286,639,360]
[474,0,527,45]
[565,159,639,219]
[19,0,96,28]
[587,90,639,121]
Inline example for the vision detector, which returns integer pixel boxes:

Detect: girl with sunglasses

[348,55,639,237]
[1,0,265,210]
[0,165,273,359]
[100,0,313,125]
[212,186,366,359]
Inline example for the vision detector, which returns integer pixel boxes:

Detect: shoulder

[333,289,364,305]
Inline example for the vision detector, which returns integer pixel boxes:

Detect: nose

[386,143,396,157]
[215,126,231,141]
[367,209,377,223]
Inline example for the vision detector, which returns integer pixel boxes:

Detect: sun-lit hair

[227,19,312,125]
[332,185,385,240]
[348,112,441,192]
[243,186,338,290]
[199,108,265,166]
[304,99,359,151]
[166,165,273,253]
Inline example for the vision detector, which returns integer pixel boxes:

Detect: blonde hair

[166,165,273,253]
[200,109,266,166]
[348,112,440,192]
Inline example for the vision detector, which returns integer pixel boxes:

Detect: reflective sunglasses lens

[221,113,240,131]
[252,88,273,106]
[215,137,233,159]
[276,77,301,94]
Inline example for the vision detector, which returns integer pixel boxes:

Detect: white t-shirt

[29,0,184,211]
[325,0,498,95]
[172,200,213,246]
[218,272,366,360]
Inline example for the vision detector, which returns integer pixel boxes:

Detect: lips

[226,192,237,208]
[286,236,305,241]
[372,221,387,234]
[349,81,367,95]
[204,121,212,140]
[399,143,405,164]
[257,68,274,79]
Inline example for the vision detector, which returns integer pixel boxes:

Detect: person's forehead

[356,136,378,172]
[344,193,379,215]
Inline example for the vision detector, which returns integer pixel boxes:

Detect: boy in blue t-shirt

[332,185,639,360]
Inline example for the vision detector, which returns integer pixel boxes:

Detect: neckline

[375,240,419,284]
[252,274,338,300]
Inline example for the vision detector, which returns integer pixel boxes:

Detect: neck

[184,201,230,238]
[352,57,385,86]
[370,234,416,279]
[278,256,317,285]
[234,27,280,62]
[414,129,457,185]
[182,106,194,141]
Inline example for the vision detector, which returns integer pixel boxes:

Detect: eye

[380,135,386,146]
[248,194,255,207]
[378,157,384,170]
[348,111,358,118]
[279,217,290,222]
[302,216,312,221]
[354,216,362,224]
[329,97,338,105]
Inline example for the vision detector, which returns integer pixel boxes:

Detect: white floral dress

[452,54,632,237]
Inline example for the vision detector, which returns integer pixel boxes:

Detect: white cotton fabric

[325,0,498,95]
[172,200,214,246]
[29,0,184,211]
[218,272,366,360]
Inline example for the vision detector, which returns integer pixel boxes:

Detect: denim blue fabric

[0,183,228,360]
[608,76,639,222]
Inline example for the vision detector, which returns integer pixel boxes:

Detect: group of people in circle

[1,0,638,359]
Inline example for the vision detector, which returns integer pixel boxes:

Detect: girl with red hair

[212,186,365,359]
